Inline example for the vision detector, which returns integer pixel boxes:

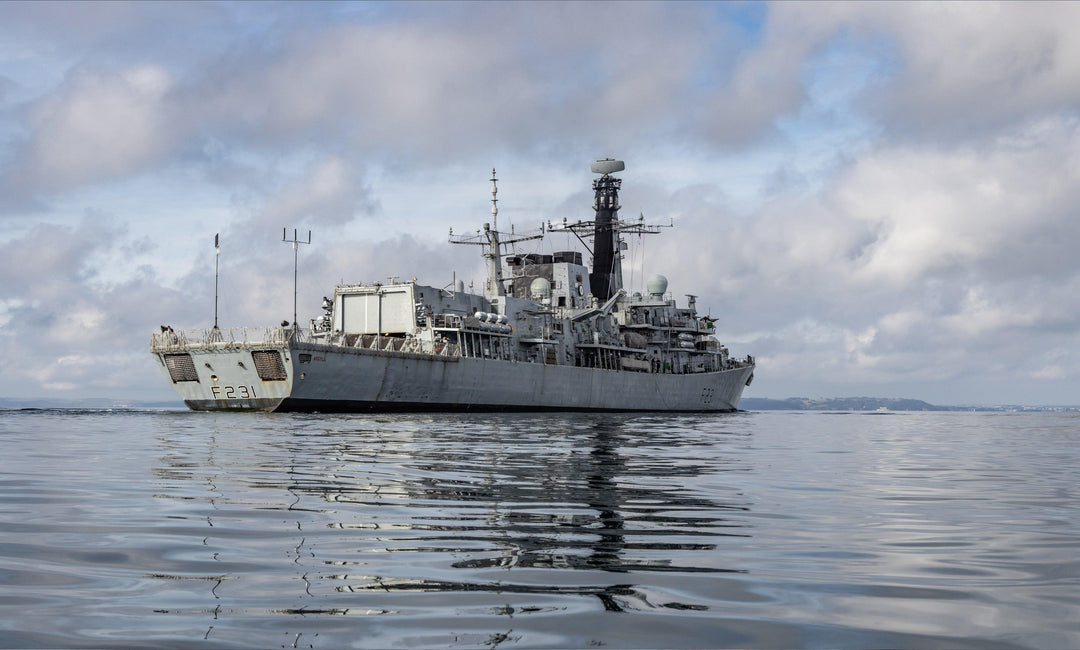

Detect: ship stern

[151,329,296,411]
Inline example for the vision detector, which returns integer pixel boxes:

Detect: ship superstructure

[151,160,754,411]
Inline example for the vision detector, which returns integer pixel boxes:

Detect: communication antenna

[213,233,221,330]
[490,168,498,231]
[283,228,311,328]
[208,233,223,342]
[449,167,544,299]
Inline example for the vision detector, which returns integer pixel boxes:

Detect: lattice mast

[450,169,544,300]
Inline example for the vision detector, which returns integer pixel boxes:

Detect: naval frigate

[150,159,755,411]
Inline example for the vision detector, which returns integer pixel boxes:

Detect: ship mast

[590,159,623,301]
[549,159,668,301]
[450,168,544,301]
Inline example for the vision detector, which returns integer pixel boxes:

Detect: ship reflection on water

[149,412,755,645]
[284,414,753,614]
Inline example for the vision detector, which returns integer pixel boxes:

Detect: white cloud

[46,307,107,344]
[237,155,375,234]
[0,298,22,329]
[14,64,175,194]
[1031,365,1066,381]
[842,116,1080,286]
[834,2,1080,139]
[0,219,114,297]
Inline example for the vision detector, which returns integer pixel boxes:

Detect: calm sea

[0,409,1077,649]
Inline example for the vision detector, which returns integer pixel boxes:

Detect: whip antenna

[213,233,221,331]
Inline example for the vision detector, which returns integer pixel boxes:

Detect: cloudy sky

[1,1,1078,406]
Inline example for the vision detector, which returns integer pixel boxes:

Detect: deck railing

[150,326,310,352]
[151,327,462,358]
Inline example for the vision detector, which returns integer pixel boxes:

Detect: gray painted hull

[156,342,754,412]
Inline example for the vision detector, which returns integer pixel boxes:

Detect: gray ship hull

[156,340,753,413]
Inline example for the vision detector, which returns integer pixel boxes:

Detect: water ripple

[0,409,1076,648]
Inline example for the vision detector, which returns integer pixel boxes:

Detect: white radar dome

[530,277,551,300]
[647,274,668,297]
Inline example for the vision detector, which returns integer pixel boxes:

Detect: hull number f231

[211,385,258,399]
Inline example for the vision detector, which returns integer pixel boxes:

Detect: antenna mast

[283,228,311,328]
[213,233,220,330]
[547,159,669,301]
[449,168,544,300]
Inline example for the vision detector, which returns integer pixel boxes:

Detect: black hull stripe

[185,397,738,414]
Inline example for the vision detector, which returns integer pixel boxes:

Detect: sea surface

[0,409,1077,649]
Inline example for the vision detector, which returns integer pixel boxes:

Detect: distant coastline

[1,396,1077,412]
[740,397,1079,413]
[0,397,184,410]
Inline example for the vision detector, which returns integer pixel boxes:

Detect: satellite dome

[530,277,551,300]
[647,274,668,297]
